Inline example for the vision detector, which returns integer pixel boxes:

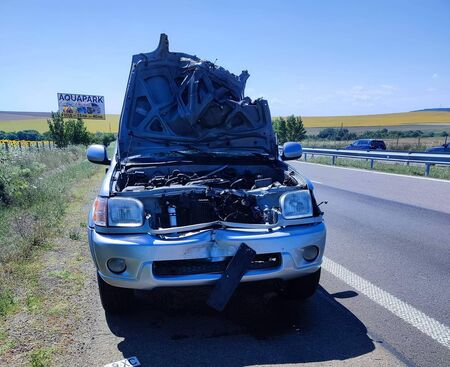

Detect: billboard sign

[57,93,105,119]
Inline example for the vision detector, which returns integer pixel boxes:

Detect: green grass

[47,301,69,317]
[49,269,77,281]
[29,347,54,367]
[25,294,44,313]
[0,148,97,313]
[0,147,98,262]
[48,268,85,292]
[0,328,15,355]
[68,228,81,241]
[0,149,103,362]
[0,289,16,317]
[303,155,450,180]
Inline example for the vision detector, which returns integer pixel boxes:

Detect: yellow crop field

[0,114,120,133]
[302,111,450,128]
[0,111,449,133]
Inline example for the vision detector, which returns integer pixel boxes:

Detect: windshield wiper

[122,132,271,162]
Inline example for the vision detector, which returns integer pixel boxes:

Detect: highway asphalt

[80,163,449,367]
[290,161,450,367]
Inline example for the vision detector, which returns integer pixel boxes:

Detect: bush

[46,112,117,147]
[316,127,357,141]
[273,117,287,144]
[47,112,68,147]
[286,115,306,142]
[272,115,306,143]
[89,131,116,147]
[0,147,97,262]
[0,130,45,141]
[65,119,91,145]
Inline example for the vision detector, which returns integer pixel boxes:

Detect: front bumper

[88,223,326,290]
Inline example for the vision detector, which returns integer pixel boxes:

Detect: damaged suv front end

[87,34,326,312]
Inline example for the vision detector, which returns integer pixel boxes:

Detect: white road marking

[311,180,322,184]
[322,257,450,349]
[299,161,450,183]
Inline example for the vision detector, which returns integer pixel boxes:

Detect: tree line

[311,127,449,141]
[0,112,116,148]
[47,112,116,147]
[272,115,307,144]
[0,130,48,141]
[6,112,445,148]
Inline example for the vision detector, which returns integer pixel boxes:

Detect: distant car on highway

[426,143,450,153]
[345,139,387,151]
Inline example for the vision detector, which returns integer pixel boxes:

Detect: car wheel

[283,268,321,300]
[97,272,134,313]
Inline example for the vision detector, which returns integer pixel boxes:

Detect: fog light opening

[303,246,319,261]
[107,258,127,274]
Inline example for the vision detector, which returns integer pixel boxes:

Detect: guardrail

[301,148,450,176]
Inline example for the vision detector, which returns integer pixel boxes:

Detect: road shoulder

[0,169,103,366]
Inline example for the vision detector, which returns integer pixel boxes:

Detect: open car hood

[117,34,278,161]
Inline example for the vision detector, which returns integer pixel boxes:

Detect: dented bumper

[89,222,326,290]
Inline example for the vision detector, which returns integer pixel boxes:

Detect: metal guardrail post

[5,142,8,152]
[297,148,450,178]
[304,153,307,162]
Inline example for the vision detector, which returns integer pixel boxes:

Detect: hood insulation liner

[118,34,277,158]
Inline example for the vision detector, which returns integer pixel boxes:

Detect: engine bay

[113,163,314,230]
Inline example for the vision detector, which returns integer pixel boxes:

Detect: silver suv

[87,34,326,312]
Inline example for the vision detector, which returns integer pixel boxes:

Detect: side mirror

[87,144,110,165]
[282,142,302,160]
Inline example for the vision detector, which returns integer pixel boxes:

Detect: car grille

[153,253,282,277]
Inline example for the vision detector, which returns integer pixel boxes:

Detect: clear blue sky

[0,0,449,116]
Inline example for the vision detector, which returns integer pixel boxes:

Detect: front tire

[97,272,134,313]
[283,268,321,300]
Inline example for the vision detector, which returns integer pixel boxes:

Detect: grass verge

[0,147,102,365]
[303,136,449,151]
[302,155,450,180]
[0,147,97,262]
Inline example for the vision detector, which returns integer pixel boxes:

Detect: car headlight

[108,197,144,227]
[280,190,313,219]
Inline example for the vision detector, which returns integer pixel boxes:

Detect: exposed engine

[115,164,305,229]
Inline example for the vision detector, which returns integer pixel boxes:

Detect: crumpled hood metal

[117,34,277,159]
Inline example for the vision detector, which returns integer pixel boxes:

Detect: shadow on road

[105,285,373,366]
